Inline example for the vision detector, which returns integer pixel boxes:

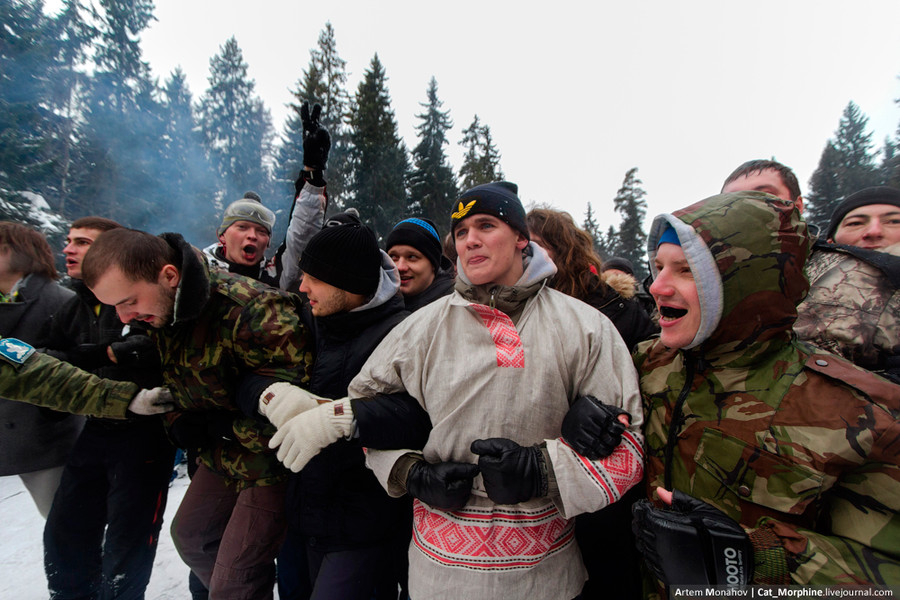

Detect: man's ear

[159,264,180,289]
[795,196,805,214]
[218,233,227,246]
[515,234,529,251]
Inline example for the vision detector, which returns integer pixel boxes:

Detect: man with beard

[80,228,314,600]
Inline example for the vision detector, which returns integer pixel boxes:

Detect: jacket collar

[160,232,211,325]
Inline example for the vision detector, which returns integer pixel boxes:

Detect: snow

[0,467,191,599]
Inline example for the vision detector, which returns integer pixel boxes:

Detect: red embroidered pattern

[468,303,525,368]
[412,500,574,571]
[561,430,645,504]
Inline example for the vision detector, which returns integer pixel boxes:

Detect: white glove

[258,382,322,428]
[129,387,175,415]
[269,398,355,472]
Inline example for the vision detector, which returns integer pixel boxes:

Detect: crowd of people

[1,105,898,600]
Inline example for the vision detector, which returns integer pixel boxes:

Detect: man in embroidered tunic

[266,182,645,600]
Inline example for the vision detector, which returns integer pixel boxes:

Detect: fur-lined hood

[601,270,638,299]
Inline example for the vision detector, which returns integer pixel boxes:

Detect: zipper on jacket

[663,352,698,490]
[489,287,498,308]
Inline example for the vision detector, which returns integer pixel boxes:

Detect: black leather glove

[470,438,547,505]
[301,101,330,171]
[67,343,111,371]
[406,460,480,511]
[109,335,156,368]
[632,490,753,587]
[168,412,236,450]
[561,395,629,459]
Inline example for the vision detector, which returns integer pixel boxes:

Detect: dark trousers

[307,544,393,600]
[170,464,287,600]
[44,418,175,600]
[278,528,410,600]
[576,484,644,600]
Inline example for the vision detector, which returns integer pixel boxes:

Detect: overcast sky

[48,0,900,228]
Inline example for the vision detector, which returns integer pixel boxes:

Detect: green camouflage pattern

[795,246,900,376]
[635,192,900,588]
[154,268,314,489]
[0,345,137,418]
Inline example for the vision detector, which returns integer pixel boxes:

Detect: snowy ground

[0,465,191,599]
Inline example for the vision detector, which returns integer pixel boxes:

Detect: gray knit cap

[218,192,276,236]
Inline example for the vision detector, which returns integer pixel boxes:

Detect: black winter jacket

[402,268,454,313]
[289,292,410,550]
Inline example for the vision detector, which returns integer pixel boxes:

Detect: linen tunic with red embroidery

[349,243,645,600]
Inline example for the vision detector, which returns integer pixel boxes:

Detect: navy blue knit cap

[450,181,529,240]
[386,218,445,272]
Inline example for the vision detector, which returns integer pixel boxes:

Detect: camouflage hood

[646,191,810,354]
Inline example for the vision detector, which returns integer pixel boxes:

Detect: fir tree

[348,54,409,240]
[582,203,604,256]
[600,225,620,260]
[409,77,457,228]
[0,0,57,198]
[198,37,274,216]
[806,101,880,228]
[885,90,900,189]
[458,115,504,190]
[880,136,897,189]
[46,0,97,213]
[612,167,648,279]
[72,0,164,228]
[275,22,352,213]
[157,68,216,244]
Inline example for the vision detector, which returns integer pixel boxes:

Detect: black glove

[561,395,629,459]
[168,412,236,450]
[66,343,111,371]
[470,438,547,505]
[300,101,330,172]
[406,460,480,511]
[109,335,156,368]
[632,490,753,587]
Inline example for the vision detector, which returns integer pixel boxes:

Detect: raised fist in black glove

[632,489,753,587]
[561,395,630,459]
[471,438,547,505]
[168,411,236,450]
[406,459,480,511]
[300,101,330,171]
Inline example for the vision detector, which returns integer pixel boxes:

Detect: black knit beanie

[300,223,381,295]
[826,186,900,239]
[386,218,445,271]
[450,181,529,240]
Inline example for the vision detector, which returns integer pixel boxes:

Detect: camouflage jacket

[795,241,900,381]
[153,234,313,489]
[0,338,137,418]
[635,192,900,587]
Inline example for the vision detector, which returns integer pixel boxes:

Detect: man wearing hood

[80,228,314,600]
[241,218,412,599]
[262,182,645,599]
[628,192,900,592]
